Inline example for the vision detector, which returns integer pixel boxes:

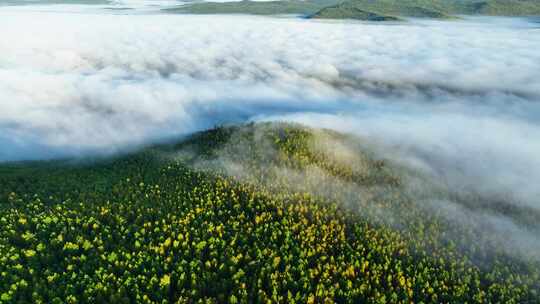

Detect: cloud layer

[1,10,539,210]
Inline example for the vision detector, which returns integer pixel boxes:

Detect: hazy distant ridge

[168,0,540,20]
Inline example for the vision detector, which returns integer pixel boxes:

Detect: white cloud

[1,11,539,208]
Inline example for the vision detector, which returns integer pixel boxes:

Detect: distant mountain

[458,0,540,15]
[166,0,540,18]
[165,0,338,16]
[329,0,540,17]
[380,5,453,18]
[309,2,401,20]
[309,1,456,20]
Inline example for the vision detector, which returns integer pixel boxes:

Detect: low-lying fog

[0,0,277,11]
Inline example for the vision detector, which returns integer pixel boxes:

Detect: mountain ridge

[166,0,540,20]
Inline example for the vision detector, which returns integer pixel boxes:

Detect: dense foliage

[0,123,539,303]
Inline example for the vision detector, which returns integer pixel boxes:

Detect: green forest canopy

[1,123,539,303]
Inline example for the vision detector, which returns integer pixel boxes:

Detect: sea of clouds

[0,0,276,9]
[1,6,539,219]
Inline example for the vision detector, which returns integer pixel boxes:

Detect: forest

[1,123,538,303]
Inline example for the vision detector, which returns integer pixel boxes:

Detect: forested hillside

[1,123,539,303]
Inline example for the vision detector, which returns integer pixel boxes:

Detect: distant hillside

[165,0,338,16]
[166,0,540,18]
[330,0,540,17]
[383,5,453,18]
[458,0,540,15]
[310,2,401,21]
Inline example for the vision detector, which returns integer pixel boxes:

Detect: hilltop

[164,0,337,16]
[309,3,401,21]
[1,123,539,303]
[309,0,455,19]
[324,0,540,16]
[163,0,329,16]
